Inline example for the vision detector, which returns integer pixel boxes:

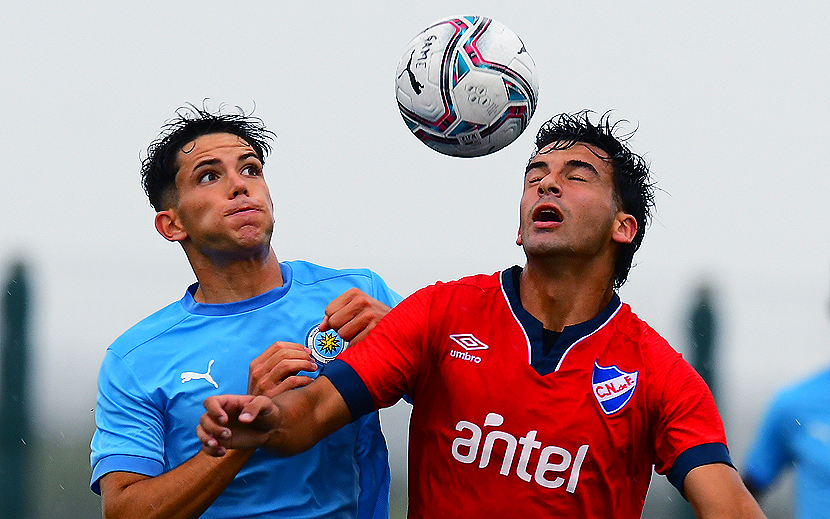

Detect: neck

[519,255,616,332]
[186,247,283,304]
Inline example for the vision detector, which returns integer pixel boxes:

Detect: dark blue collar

[501,266,621,376]
[181,262,293,316]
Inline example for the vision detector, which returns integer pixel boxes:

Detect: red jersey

[325,268,730,518]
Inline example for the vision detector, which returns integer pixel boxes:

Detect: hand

[248,341,316,397]
[197,394,278,456]
[319,288,391,344]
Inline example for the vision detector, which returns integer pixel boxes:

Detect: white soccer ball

[395,16,539,158]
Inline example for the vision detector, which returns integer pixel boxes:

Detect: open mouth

[533,206,562,223]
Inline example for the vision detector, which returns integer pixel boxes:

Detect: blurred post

[1,261,32,519]
[671,283,719,519]
[689,284,718,400]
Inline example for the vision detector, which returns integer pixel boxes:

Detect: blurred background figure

[0,261,32,519]
[742,276,830,519]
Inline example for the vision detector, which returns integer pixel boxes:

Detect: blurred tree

[1,261,32,519]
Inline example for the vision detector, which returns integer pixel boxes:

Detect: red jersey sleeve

[644,327,732,489]
[329,283,436,411]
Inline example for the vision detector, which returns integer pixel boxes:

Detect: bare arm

[101,340,316,519]
[198,376,352,457]
[99,449,254,519]
[197,288,387,456]
[684,464,767,519]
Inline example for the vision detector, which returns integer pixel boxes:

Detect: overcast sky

[2,0,830,474]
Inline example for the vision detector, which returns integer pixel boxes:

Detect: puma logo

[181,359,219,389]
[398,50,424,95]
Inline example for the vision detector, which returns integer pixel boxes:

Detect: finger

[318,313,331,332]
[199,407,231,439]
[249,343,314,394]
[324,292,390,341]
[322,288,364,331]
[273,375,314,395]
[250,341,308,373]
[202,396,230,426]
[329,312,373,342]
[349,327,371,345]
[251,354,313,386]
[196,424,227,457]
[251,360,318,397]
[238,395,278,424]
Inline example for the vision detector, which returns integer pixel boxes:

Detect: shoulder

[393,272,501,314]
[107,299,189,358]
[612,303,676,357]
[771,367,830,408]
[284,260,400,306]
[417,271,502,297]
[286,260,386,286]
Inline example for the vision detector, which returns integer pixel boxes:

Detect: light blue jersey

[90,261,400,519]
[744,367,830,519]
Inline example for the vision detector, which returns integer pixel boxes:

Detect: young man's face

[162,132,275,259]
[517,141,635,261]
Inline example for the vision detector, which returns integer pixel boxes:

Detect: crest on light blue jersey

[306,326,348,365]
[591,361,638,415]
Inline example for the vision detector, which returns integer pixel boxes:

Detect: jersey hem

[90,453,164,494]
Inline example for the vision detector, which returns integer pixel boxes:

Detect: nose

[227,171,249,198]
[537,173,560,197]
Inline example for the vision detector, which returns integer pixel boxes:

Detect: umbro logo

[449,333,489,351]
[181,359,219,389]
[449,334,489,364]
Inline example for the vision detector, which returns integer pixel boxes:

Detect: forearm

[101,449,254,519]
[685,464,767,519]
[265,376,353,455]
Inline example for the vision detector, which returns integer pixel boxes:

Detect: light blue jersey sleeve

[90,351,165,493]
[743,391,792,491]
[368,270,403,307]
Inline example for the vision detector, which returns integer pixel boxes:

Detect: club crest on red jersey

[591,361,638,415]
[306,325,348,365]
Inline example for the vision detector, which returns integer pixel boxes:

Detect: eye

[198,171,219,184]
[241,164,262,177]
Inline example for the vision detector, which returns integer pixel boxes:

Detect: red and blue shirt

[324,267,731,518]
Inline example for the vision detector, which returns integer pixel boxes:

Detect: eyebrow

[192,158,221,172]
[524,159,600,176]
[525,161,546,175]
[566,159,600,175]
[238,152,260,163]
[192,152,261,173]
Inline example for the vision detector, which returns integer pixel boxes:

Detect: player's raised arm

[198,376,352,457]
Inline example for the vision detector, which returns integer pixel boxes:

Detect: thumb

[318,314,331,332]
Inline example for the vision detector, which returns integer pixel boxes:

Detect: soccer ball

[395,16,539,158]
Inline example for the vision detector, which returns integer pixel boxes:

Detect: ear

[611,211,637,245]
[155,209,188,242]
[516,227,523,246]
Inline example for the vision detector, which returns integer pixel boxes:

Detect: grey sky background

[2,0,829,483]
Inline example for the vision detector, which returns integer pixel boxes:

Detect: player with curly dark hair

[140,106,274,212]
[91,105,400,519]
[532,110,655,288]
